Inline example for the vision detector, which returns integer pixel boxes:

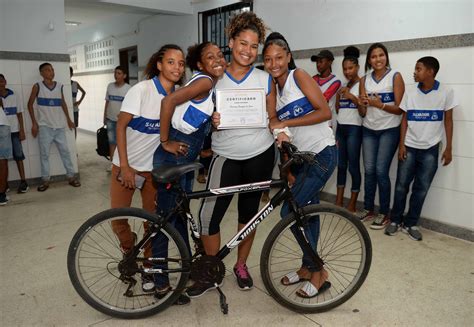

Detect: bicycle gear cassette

[190,255,226,285]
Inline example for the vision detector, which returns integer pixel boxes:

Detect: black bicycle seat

[152,162,203,183]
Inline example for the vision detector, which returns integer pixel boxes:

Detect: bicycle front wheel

[67,208,190,319]
[260,204,372,313]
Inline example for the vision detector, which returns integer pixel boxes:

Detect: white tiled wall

[297,45,474,230]
[0,59,78,181]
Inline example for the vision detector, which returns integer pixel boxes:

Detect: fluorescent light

[65,21,81,26]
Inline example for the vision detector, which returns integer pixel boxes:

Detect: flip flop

[296,281,331,299]
[68,178,81,187]
[37,183,49,192]
[280,271,310,286]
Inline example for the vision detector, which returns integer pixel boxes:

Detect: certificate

[215,88,267,129]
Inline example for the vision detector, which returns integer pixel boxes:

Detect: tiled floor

[1,132,473,326]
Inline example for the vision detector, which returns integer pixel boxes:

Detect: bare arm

[160,77,213,155]
[61,87,74,129]
[75,82,86,106]
[16,112,25,141]
[27,84,39,137]
[442,109,454,166]
[115,112,135,189]
[358,76,368,117]
[366,73,404,115]
[398,112,408,161]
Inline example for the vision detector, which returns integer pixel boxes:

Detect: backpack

[96,126,110,160]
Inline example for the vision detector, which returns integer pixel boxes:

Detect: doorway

[119,46,138,86]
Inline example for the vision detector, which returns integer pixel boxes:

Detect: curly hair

[226,11,267,44]
[186,42,215,72]
[143,44,184,81]
[343,46,360,66]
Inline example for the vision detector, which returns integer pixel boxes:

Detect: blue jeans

[11,132,26,161]
[152,122,210,287]
[336,124,362,192]
[105,119,117,145]
[391,144,439,227]
[0,125,12,159]
[38,126,75,181]
[362,126,400,215]
[281,145,337,272]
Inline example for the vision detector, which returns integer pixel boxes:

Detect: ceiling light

[65,21,81,26]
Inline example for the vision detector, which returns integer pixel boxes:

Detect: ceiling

[64,0,195,31]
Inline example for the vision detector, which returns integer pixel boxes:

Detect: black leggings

[198,144,275,235]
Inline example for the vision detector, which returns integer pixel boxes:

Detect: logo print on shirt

[293,105,304,116]
[49,100,55,106]
[431,112,438,120]
[383,94,391,102]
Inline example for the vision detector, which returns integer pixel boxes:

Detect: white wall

[1,0,78,181]
[255,0,473,50]
[0,0,67,53]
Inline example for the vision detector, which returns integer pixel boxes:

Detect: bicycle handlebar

[280,141,316,171]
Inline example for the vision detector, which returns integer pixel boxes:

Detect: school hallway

[0,131,472,327]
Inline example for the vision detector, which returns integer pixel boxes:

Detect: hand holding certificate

[215,88,267,129]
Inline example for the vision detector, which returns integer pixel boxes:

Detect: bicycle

[67,142,372,319]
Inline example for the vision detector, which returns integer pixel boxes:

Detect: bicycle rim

[68,209,189,318]
[261,205,372,313]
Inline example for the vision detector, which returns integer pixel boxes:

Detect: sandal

[68,178,81,187]
[296,281,331,299]
[37,183,49,192]
[280,271,310,286]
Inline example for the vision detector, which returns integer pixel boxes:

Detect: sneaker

[186,281,221,298]
[370,214,390,230]
[385,222,400,236]
[141,275,155,293]
[17,180,29,193]
[357,209,375,221]
[233,263,253,290]
[0,193,8,206]
[402,226,423,241]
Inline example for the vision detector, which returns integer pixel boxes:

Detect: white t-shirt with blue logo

[1,89,23,133]
[276,69,335,154]
[172,73,214,134]
[36,81,66,128]
[112,77,169,172]
[105,82,131,121]
[400,81,458,149]
[363,68,402,130]
[337,81,362,126]
[212,67,274,160]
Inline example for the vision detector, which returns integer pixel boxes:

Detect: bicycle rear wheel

[260,204,372,313]
[67,208,190,319]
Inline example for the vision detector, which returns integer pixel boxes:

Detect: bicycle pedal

[215,284,229,314]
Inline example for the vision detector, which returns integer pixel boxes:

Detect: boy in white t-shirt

[0,100,11,205]
[385,57,458,241]
[103,66,131,166]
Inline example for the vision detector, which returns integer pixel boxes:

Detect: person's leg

[0,125,12,203]
[73,111,79,138]
[38,126,55,185]
[110,165,135,251]
[53,128,77,179]
[11,132,28,191]
[346,125,362,212]
[235,145,275,266]
[404,144,439,228]
[106,119,117,162]
[335,125,348,207]
[362,127,379,214]
[375,126,400,215]
[390,147,416,226]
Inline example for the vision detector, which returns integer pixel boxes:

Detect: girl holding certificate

[263,32,337,298]
[190,12,279,297]
[152,42,226,298]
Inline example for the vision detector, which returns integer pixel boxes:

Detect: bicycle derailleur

[190,255,228,314]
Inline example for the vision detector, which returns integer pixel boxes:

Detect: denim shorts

[105,119,117,145]
[0,125,12,160]
[11,132,25,161]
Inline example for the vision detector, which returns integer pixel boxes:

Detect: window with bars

[201,1,253,62]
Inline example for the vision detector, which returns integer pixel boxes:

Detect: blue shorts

[0,125,12,160]
[105,119,117,145]
[11,132,25,161]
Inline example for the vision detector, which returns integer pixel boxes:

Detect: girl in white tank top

[263,32,337,299]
